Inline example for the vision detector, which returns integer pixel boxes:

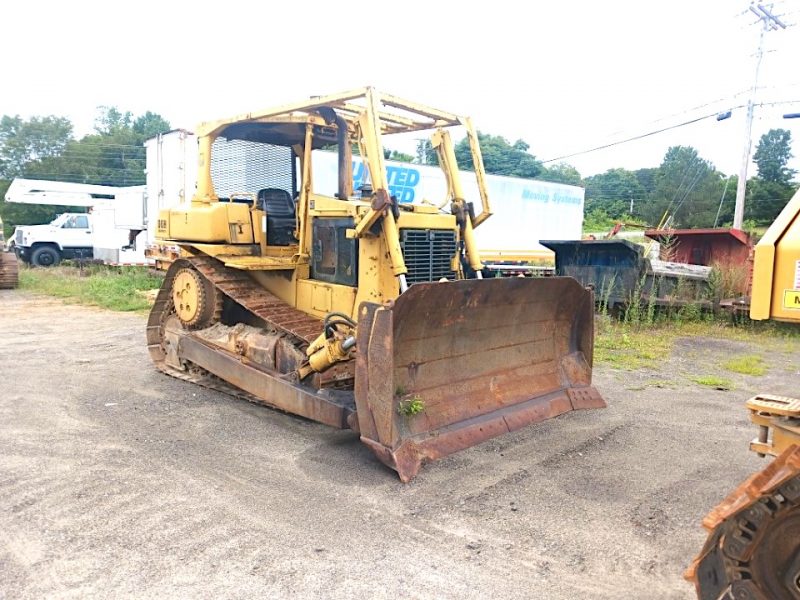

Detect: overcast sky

[2,0,798,179]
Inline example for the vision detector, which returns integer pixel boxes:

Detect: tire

[31,246,61,267]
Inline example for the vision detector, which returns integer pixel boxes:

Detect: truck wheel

[31,246,61,267]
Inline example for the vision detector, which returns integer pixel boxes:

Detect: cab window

[63,215,89,229]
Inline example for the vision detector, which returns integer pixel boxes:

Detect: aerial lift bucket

[354,276,605,481]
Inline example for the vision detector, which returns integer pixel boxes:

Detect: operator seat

[257,188,297,246]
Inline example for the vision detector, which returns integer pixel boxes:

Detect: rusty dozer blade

[354,276,605,482]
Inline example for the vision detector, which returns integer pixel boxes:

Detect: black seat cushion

[257,188,296,246]
[257,188,295,216]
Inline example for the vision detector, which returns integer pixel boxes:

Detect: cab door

[59,215,92,248]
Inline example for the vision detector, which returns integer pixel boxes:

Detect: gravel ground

[1,290,798,599]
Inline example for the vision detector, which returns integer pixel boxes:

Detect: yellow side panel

[750,244,776,320]
[166,203,254,244]
[296,279,357,319]
[249,270,297,306]
[155,209,170,239]
[751,187,800,321]
[396,212,456,230]
[770,213,800,321]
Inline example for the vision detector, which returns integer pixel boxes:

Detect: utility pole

[733,2,786,229]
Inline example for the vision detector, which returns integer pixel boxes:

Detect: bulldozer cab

[181,88,493,291]
[150,88,604,481]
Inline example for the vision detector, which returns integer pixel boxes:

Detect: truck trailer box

[309,150,584,261]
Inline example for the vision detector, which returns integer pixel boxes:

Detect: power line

[714,175,734,227]
[596,91,750,141]
[541,109,743,164]
[671,168,706,216]
[541,98,798,166]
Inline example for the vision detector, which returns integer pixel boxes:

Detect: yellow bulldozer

[147,88,604,482]
[686,187,800,599]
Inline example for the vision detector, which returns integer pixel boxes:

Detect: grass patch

[19,264,162,312]
[690,375,733,390]
[646,379,675,389]
[676,319,800,345]
[594,317,673,370]
[723,355,767,376]
[594,312,800,371]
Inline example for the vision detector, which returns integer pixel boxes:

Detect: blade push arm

[431,128,486,274]
[352,88,409,290]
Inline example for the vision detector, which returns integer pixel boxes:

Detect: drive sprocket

[171,266,220,329]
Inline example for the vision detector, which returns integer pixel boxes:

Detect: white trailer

[309,151,584,263]
[141,130,197,266]
[143,129,196,240]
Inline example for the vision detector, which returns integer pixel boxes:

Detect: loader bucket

[354,276,605,481]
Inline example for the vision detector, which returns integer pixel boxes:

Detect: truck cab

[13,212,94,266]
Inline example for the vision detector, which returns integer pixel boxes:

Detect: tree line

[442,129,796,232]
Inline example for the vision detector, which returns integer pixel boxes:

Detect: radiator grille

[400,229,457,284]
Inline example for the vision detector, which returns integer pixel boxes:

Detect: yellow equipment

[0,217,19,289]
[750,186,800,321]
[0,252,17,289]
[147,88,604,481]
[686,187,800,598]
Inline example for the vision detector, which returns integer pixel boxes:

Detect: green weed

[397,395,425,416]
[594,318,673,370]
[723,355,767,376]
[690,375,733,390]
[646,379,674,388]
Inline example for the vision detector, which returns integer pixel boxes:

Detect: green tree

[584,168,644,220]
[753,128,795,185]
[641,146,727,228]
[745,178,796,225]
[711,174,737,227]
[24,106,170,186]
[540,162,583,186]
[384,148,415,163]
[454,132,542,178]
[0,115,73,179]
[133,111,171,139]
[94,106,133,136]
[634,167,658,196]
[0,108,171,234]
[415,139,437,165]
